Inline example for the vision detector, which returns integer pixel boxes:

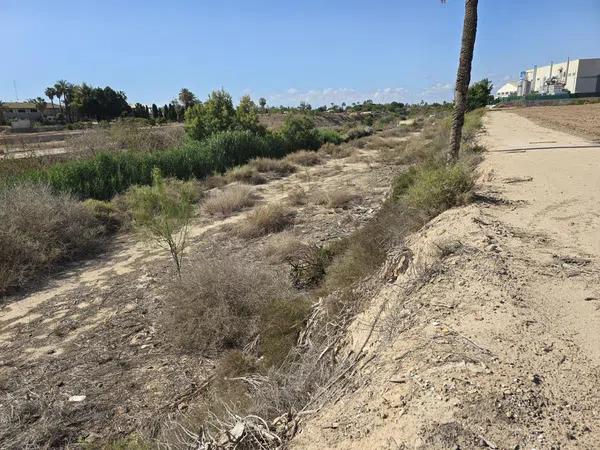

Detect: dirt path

[292,111,600,449]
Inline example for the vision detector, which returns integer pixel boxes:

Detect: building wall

[575,59,600,93]
[522,59,600,94]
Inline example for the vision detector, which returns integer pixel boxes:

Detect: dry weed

[235,203,294,238]
[286,186,308,206]
[165,255,293,354]
[202,184,256,215]
[284,150,322,166]
[263,232,309,263]
[314,188,357,209]
[225,165,267,185]
[249,158,296,176]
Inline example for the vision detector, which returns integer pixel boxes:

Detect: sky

[1,0,599,107]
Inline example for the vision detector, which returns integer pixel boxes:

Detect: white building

[496,81,519,98]
[517,58,600,96]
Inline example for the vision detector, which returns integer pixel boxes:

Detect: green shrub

[402,163,474,215]
[317,128,343,145]
[279,114,321,151]
[83,198,129,233]
[125,169,197,275]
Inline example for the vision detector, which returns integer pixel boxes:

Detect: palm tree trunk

[447,0,478,164]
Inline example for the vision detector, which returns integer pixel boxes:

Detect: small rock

[530,374,542,385]
[68,395,86,402]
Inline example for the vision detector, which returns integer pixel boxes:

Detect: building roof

[497,81,519,91]
[1,101,61,109]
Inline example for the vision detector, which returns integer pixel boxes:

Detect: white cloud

[266,87,408,107]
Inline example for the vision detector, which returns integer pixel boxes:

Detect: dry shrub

[67,123,185,154]
[323,204,419,294]
[202,184,256,215]
[165,256,293,354]
[201,175,228,190]
[0,184,104,295]
[83,198,130,233]
[284,150,322,166]
[314,188,357,209]
[286,186,308,206]
[318,143,355,159]
[263,232,309,263]
[225,165,267,185]
[287,244,335,289]
[260,297,312,367]
[248,158,296,176]
[235,203,294,238]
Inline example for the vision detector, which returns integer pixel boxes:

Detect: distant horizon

[2,0,599,107]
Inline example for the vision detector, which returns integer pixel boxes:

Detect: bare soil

[0,132,409,447]
[291,111,600,449]
[512,103,600,140]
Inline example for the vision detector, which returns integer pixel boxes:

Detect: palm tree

[30,97,48,122]
[443,0,479,164]
[45,87,57,110]
[178,88,197,109]
[54,80,69,113]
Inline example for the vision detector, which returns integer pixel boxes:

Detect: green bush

[402,163,474,215]
[279,114,321,151]
[125,169,197,275]
[317,128,343,145]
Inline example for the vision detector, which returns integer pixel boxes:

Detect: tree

[151,103,159,119]
[467,79,493,111]
[29,97,47,121]
[126,168,195,277]
[259,97,267,111]
[178,88,197,109]
[54,80,69,113]
[279,114,321,151]
[444,0,479,164]
[184,89,236,140]
[235,95,265,134]
[132,103,150,119]
[45,87,57,110]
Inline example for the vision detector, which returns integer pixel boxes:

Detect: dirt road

[292,111,600,449]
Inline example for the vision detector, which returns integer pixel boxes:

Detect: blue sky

[2,0,599,106]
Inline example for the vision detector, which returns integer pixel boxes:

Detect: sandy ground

[292,111,600,449]
[0,131,406,447]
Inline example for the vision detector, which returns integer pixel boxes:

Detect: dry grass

[314,188,358,209]
[165,255,294,354]
[263,231,310,263]
[284,150,322,166]
[286,186,308,206]
[0,184,105,296]
[248,158,296,176]
[225,165,267,185]
[318,143,356,159]
[202,184,256,215]
[234,203,294,238]
[67,123,185,154]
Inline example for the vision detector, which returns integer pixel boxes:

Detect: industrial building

[496,58,600,98]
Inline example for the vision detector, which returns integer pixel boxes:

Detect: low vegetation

[314,188,357,209]
[202,184,256,215]
[0,183,104,295]
[125,169,197,275]
[284,150,322,166]
[225,165,267,185]
[234,203,294,238]
[165,255,302,356]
